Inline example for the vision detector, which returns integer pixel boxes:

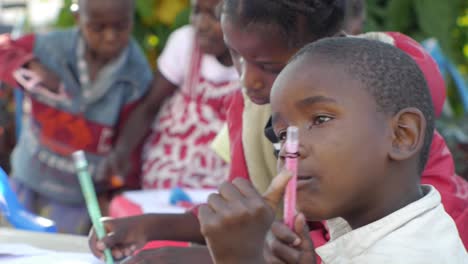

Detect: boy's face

[221,15,298,105]
[77,0,133,61]
[271,57,392,222]
[191,0,227,57]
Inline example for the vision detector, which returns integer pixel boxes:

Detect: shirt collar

[316,185,440,261]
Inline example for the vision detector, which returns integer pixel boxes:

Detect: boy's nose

[103,28,117,42]
[278,133,306,160]
[240,60,264,91]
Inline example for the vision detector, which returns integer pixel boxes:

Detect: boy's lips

[296,175,320,190]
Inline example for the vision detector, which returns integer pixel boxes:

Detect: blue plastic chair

[0,167,57,233]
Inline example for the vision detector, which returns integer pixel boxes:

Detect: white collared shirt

[316,185,467,263]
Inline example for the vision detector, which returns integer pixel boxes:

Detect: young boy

[199,37,468,264]
[0,0,152,234]
[88,1,466,262]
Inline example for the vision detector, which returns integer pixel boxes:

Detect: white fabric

[157,25,238,86]
[316,185,468,263]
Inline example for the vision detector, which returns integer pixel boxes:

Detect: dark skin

[119,246,213,264]
[343,0,366,35]
[88,13,307,263]
[89,213,205,261]
[200,55,427,264]
[88,11,344,263]
[76,0,134,79]
[96,0,232,183]
[24,0,133,93]
[89,0,232,262]
[222,17,296,105]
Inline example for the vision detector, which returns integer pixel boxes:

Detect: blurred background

[0,0,467,177]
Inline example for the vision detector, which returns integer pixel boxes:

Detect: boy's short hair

[290,37,435,172]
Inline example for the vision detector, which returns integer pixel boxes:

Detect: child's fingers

[269,236,302,264]
[265,252,288,264]
[198,204,221,236]
[263,170,293,211]
[111,248,124,260]
[207,193,229,212]
[88,228,104,258]
[101,230,129,249]
[231,178,262,199]
[218,181,244,201]
[100,217,116,233]
[271,221,301,246]
[88,217,115,257]
[294,213,315,250]
[264,239,287,264]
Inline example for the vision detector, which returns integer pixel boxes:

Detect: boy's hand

[26,59,60,93]
[88,217,148,261]
[265,214,316,264]
[120,246,213,264]
[198,170,292,264]
[95,150,130,184]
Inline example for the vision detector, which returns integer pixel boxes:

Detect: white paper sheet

[123,188,217,214]
[0,244,102,264]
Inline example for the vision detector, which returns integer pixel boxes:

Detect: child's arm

[0,34,61,91]
[95,71,177,181]
[0,34,35,86]
[88,212,205,261]
[117,246,213,264]
[198,170,296,264]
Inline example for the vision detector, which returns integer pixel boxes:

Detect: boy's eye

[88,24,103,32]
[313,115,333,125]
[276,130,287,142]
[263,67,282,74]
[115,22,129,31]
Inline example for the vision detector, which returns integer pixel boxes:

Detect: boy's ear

[388,108,426,162]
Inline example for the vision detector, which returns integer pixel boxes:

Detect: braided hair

[222,0,345,47]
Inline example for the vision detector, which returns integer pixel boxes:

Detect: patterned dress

[142,25,239,189]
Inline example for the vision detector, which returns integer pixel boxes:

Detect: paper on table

[0,244,102,264]
[123,189,217,214]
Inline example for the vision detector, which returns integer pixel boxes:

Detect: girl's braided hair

[223,0,345,47]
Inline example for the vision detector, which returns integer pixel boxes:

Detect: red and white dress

[141,25,239,189]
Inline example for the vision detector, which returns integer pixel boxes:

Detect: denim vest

[11,28,152,204]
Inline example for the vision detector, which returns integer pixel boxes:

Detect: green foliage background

[366,0,468,115]
[55,1,467,78]
[55,0,190,68]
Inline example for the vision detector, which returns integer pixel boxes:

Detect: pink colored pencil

[284,126,299,229]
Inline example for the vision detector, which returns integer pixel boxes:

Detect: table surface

[0,227,89,252]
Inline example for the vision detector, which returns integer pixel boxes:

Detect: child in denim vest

[0,0,152,234]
